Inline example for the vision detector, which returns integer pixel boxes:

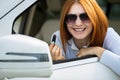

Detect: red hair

[60,0,108,53]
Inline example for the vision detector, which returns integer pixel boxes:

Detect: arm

[76,46,105,58]
[100,50,120,76]
[77,28,120,76]
[100,28,120,76]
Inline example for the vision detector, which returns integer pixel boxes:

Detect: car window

[13,1,98,65]
[13,0,60,35]
[13,0,65,44]
[13,0,120,65]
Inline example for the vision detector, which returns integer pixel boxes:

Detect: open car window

[13,0,120,65]
[13,1,98,65]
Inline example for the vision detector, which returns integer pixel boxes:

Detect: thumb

[49,42,55,50]
[76,51,80,56]
[76,52,82,57]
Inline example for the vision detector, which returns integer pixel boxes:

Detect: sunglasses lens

[65,13,89,25]
[80,13,89,21]
[65,14,77,25]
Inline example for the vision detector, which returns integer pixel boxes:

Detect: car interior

[12,0,120,65]
[13,0,120,45]
[13,0,64,44]
[106,0,120,18]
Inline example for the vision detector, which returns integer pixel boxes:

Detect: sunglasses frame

[65,13,90,25]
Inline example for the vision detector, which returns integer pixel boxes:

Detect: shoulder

[108,27,113,31]
[107,27,116,33]
[103,27,120,48]
[106,27,120,38]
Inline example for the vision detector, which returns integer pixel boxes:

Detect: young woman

[49,0,120,76]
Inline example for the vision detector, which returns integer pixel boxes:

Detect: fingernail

[51,41,55,44]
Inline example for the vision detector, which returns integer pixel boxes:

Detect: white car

[0,0,120,80]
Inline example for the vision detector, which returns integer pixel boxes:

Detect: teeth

[74,28,85,32]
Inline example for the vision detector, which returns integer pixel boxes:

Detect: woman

[49,0,120,76]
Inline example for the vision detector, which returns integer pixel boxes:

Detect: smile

[73,28,86,32]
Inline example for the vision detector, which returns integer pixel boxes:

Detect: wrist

[95,47,105,58]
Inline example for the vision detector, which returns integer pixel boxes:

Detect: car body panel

[8,61,120,80]
[0,0,37,37]
[0,0,120,80]
[0,0,24,19]
[0,34,53,79]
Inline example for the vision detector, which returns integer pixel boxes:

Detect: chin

[74,36,86,40]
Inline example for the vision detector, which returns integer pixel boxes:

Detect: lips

[73,27,86,32]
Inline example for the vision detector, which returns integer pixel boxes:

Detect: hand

[76,47,105,58]
[49,43,65,61]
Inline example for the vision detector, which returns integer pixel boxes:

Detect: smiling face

[66,3,93,41]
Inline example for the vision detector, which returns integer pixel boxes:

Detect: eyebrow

[67,12,87,15]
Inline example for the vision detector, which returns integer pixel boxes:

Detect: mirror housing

[0,34,53,79]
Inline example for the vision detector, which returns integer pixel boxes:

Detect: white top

[51,27,120,76]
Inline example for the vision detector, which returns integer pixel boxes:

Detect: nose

[75,16,82,26]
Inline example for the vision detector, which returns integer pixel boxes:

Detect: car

[0,0,120,80]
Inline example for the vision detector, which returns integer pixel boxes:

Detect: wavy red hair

[60,0,108,53]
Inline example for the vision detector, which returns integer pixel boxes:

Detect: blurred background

[13,0,120,44]
[97,0,120,34]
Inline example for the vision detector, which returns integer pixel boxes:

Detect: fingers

[76,48,84,57]
[58,48,65,60]
[49,44,64,61]
[76,51,82,57]
[76,47,96,58]
[54,48,65,60]
[52,45,60,57]
[76,48,88,57]
[49,42,55,50]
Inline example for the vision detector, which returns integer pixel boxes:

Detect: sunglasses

[65,13,90,25]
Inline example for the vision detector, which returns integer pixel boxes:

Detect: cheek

[90,24,93,32]
[86,22,93,31]
[89,24,93,31]
[84,23,93,36]
[66,24,72,32]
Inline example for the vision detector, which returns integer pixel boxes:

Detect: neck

[73,37,91,49]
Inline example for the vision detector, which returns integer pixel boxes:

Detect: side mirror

[0,34,53,80]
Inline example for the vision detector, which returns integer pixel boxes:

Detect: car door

[0,0,120,80]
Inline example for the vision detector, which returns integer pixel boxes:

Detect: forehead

[68,3,86,14]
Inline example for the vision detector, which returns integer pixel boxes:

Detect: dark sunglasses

[65,13,89,25]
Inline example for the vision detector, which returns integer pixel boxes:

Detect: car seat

[35,19,60,44]
[35,0,65,44]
